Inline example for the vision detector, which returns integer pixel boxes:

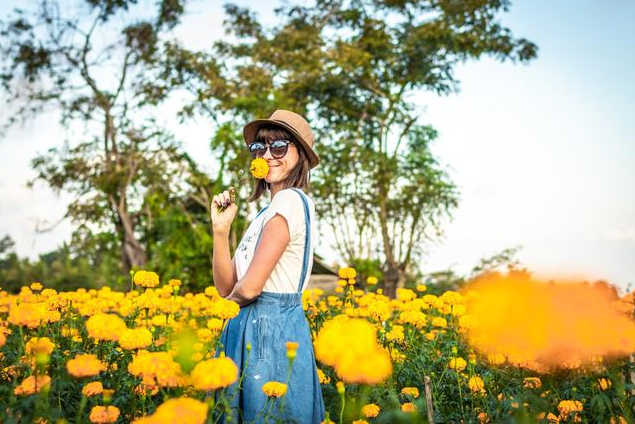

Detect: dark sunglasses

[248,139,293,159]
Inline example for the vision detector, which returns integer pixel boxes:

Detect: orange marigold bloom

[89,405,120,423]
[468,376,486,394]
[13,375,51,396]
[401,402,416,413]
[189,357,238,391]
[361,403,380,418]
[132,397,208,424]
[82,381,104,396]
[118,328,153,350]
[128,351,186,388]
[25,337,55,356]
[8,303,46,328]
[262,381,287,397]
[85,313,127,342]
[66,354,105,378]
[401,387,420,398]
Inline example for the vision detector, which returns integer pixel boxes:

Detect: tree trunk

[383,263,407,298]
[111,194,147,273]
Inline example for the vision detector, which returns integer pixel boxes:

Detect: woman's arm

[225,214,290,306]
[213,228,238,297]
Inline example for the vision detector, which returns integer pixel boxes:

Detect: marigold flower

[128,351,186,388]
[397,310,427,329]
[468,376,486,394]
[132,397,209,424]
[366,276,378,285]
[557,399,583,418]
[523,377,542,389]
[401,402,416,413]
[189,357,238,391]
[134,270,160,288]
[85,313,127,342]
[89,405,120,423]
[13,375,51,396]
[401,387,419,398]
[25,337,55,356]
[338,267,356,279]
[250,158,269,179]
[431,317,447,328]
[352,421,369,424]
[206,318,224,332]
[119,328,153,350]
[361,403,380,418]
[168,279,182,287]
[30,282,43,292]
[317,368,330,384]
[8,303,46,328]
[416,284,427,292]
[210,298,240,320]
[449,357,467,372]
[66,354,106,378]
[262,381,287,397]
[597,378,611,390]
[82,381,104,396]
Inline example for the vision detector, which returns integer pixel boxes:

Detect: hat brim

[243,119,319,169]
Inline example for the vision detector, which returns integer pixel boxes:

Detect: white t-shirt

[234,188,316,293]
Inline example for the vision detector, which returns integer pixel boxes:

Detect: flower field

[1,269,634,423]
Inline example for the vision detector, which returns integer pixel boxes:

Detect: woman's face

[263,139,299,184]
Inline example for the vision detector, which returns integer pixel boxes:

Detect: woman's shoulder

[272,188,314,206]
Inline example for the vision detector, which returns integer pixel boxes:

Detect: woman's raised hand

[211,188,238,233]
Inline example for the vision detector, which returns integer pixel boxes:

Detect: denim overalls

[217,188,326,423]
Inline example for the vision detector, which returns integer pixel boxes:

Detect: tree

[165,0,537,297]
[0,0,190,273]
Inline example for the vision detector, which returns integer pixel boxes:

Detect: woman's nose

[262,145,274,160]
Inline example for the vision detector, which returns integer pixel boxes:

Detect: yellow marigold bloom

[598,378,612,390]
[335,287,344,294]
[416,284,427,292]
[210,298,240,320]
[523,377,542,389]
[431,317,447,328]
[440,290,463,306]
[337,267,356,279]
[449,357,467,372]
[390,349,406,363]
[397,310,427,329]
[262,381,287,397]
[168,279,182,287]
[134,270,160,288]
[425,331,436,341]
[366,276,378,285]
[401,402,416,413]
[85,313,127,342]
[468,376,486,394]
[557,400,583,417]
[13,375,51,396]
[89,405,120,423]
[30,282,43,292]
[25,337,55,356]
[82,381,104,396]
[352,421,369,424]
[132,397,209,424]
[250,158,269,179]
[8,302,46,328]
[361,403,380,418]
[396,288,416,302]
[385,325,404,344]
[368,301,390,322]
[206,318,224,333]
[66,354,106,378]
[317,368,330,384]
[128,351,186,388]
[337,279,347,287]
[401,387,419,398]
[119,328,153,350]
[190,357,238,391]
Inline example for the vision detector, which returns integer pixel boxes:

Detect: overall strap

[289,188,311,293]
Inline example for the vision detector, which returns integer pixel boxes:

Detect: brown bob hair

[247,124,311,203]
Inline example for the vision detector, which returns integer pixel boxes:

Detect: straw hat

[243,109,320,169]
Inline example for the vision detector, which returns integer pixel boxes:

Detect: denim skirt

[216,291,326,423]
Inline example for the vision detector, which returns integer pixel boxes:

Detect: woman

[210,110,325,423]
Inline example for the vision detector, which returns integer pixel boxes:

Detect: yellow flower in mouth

[250,158,269,179]
[262,381,287,397]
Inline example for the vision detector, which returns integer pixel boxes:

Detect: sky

[0,0,633,291]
